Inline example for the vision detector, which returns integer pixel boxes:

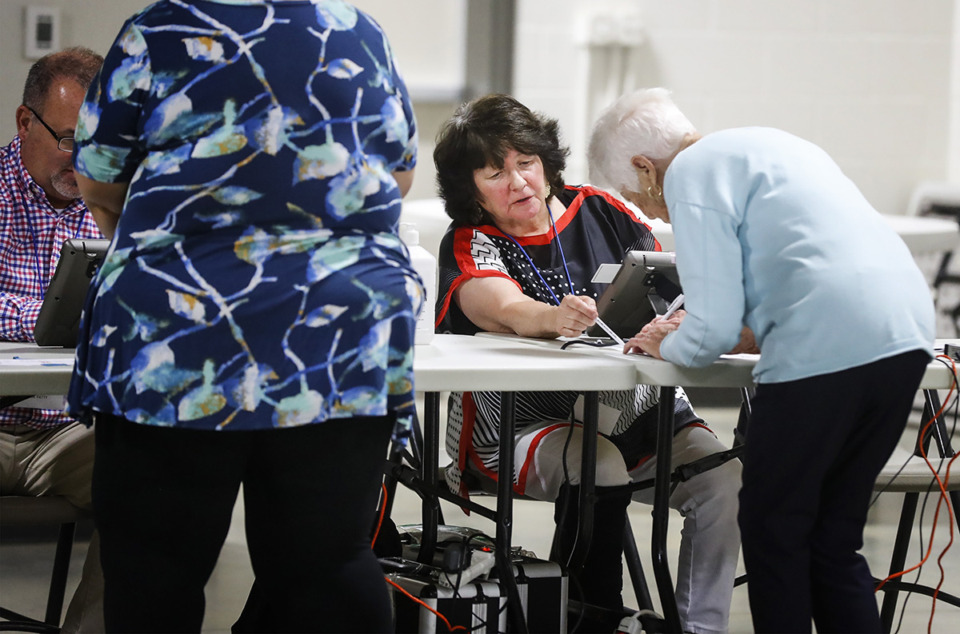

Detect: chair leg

[45,522,77,626]
[951,489,960,539]
[622,516,655,613]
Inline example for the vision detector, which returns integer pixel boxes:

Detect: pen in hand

[593,316,624,345]
[661,293,685,320]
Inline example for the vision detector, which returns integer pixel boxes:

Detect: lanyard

[24,207,85,284]
[501,205,575,306]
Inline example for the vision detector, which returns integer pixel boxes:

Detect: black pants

[739,350,929,633]
[93,413,394,633]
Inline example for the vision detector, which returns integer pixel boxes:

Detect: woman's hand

[623,310,685,359]
[551,294,599,338]
[727,326,759,355]
[456,276,598,338]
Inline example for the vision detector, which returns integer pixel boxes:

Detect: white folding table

[490,335,958,631]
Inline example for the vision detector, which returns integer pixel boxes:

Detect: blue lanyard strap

[501,206,575,306]
[24,207,87,284]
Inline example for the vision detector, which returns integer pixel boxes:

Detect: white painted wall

[2,0,956,209]
[513,0,959,216]
[0,0,148,137]
[950,0,960,181]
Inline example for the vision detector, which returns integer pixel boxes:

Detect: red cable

[376,483,468,632]
[921,356,957,632]
[875,355,957,634]
[384,577,469,632]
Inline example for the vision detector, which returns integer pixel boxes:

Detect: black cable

[890,358,958,632]
[871,358,958,507]
[553,409,585,633]
[560,338,618,350]
[565,570,587,633]
[436,533,509,633]
[443,535,470,596]
[550,410,580,570]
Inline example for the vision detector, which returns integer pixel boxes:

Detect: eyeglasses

[26,106,74,153]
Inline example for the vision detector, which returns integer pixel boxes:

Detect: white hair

[588,88,697,192]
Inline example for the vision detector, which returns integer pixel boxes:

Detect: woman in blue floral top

[68,1,419,630]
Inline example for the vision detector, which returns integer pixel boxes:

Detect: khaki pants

[1,422,103,632]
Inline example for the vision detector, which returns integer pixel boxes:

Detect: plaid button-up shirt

[1,136,101,429]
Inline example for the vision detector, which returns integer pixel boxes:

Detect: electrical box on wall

[24,6,61,60]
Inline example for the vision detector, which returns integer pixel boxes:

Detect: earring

[646,185,664,202]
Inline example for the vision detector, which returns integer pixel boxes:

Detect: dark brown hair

[22,46,104,113]
[433,94,569,226]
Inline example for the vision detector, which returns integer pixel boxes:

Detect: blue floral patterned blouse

[67,0,420,440]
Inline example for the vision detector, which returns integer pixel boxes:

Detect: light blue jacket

[660,127,934,383]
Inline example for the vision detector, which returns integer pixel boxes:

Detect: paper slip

[14,395,68,409]
[0,358,72,366]
[591,263,621,284]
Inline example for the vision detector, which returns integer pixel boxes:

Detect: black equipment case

[388,525,567,633]
[389,573,506,634]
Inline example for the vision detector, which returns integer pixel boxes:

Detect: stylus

[593,316,625,345]
[661,294,685,319]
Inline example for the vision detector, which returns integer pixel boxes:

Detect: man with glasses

[1,47,103,632]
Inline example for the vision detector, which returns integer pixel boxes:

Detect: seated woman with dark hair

[433,93,742,634]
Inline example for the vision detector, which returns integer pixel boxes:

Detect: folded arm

[0,293,43,342]
[76,174,129,239]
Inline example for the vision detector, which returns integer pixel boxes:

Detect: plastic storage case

[388,573,506,634]
[393,525,568,633]
[502,555,568,633]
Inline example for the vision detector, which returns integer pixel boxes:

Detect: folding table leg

[416,391,442,564]
[652,386,683,632]
[567,391,598,568]
[495,391,529,633]
[623,516,656,613]
[878,492,919,631]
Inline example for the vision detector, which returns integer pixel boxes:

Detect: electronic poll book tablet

[586,250,683,340]
[33,238,110,348]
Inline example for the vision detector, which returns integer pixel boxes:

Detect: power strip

[436,550,495,588]
[614,613,644,634]
[944,342,960,361]
[615,609,663,634]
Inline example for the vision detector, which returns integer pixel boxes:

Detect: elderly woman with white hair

[588,88,935,633]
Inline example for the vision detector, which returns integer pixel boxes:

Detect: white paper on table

[0,358,72,367]
[13,395,68,409]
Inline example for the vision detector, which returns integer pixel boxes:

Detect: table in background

[400,197,959,260]
[649,213,958,256]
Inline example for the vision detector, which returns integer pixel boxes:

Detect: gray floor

[2,402,958,633]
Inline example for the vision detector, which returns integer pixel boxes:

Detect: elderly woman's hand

[553,294,599,338]
[622,310,685,359]
[727,326,760,355]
